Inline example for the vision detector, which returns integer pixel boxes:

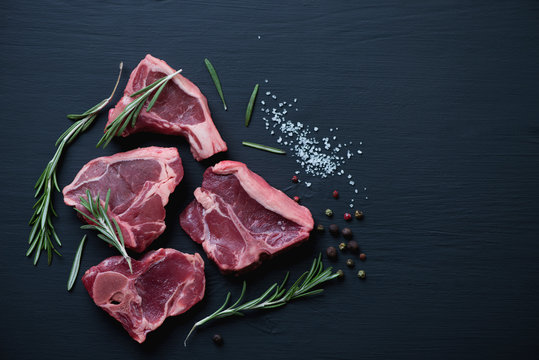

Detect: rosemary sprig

[75,189,132,273]
[245,83,259,127]
[27,62,123,265]
[97,68,183,148]
[204,58,227,110]
[242,141,286,154]
[184,254,339,346]
[67,234,87,291]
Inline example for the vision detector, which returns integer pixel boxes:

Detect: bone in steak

[63,147,183,252]
[107,54,227,161]
[82,248,205,343]
[180,160,314,273]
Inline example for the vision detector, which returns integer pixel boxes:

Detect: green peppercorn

[357,270,366,279]
[336,269,344,278]
[347,240,359,254]
[354,210,364,220]
[346,258,355,268]
[316,224,325,232]
[325,208,333,217]
[212,334,223,345]
[342,227,353,239]
[329,224,339,236]
[339,242,347,251]
[326,246,338,261]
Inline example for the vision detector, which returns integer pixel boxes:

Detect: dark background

[1,1,538,359]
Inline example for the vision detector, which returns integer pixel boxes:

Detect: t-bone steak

[63,147,183,252]
[106,54,227,161]
[180,160,314,273]
[82,248,205,343]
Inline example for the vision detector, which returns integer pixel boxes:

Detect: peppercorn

[212,334,223,345]
[291,175,298,183]
[354,210,364,220]
[293,196,300,203]
[346,258,355,268]
[316,224,325,232]
[339,242,347,251]
[329,224,339,236]
[336,269,344,278]
[359,253,367,261]
[347,240,359,254]
[332,190,339,199]
[325,208,333,217]
[342,227,353,239]
[344,212,352,221]
[326,246,338,261]
[357,270,366,279]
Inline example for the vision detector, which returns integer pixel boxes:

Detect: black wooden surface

[1,1,539,359]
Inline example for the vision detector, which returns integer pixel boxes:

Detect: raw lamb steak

[63,147,183,252]
[180,161,314,273]
[82,248,205,343]
[107,54,227,161]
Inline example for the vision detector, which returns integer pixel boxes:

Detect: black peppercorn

[342,227,353,239]
[212,334,223,345]
[347,240,359,254]
[329,224,339,236]
[326,246,338,261]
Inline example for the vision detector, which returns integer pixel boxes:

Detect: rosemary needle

[242,141,286,154]
[28,62,123,266]
[67,235,87,291]
[97,68,182,148]
[245,83,259,127]
[204,58,227,110]
[75,189,132,273]
[184,254,339,346]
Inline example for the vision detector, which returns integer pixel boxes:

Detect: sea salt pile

[259,86,367,204]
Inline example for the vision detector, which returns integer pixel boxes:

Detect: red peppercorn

[332,190,339,199]
[359,253,367,261]
[291,175,298,183]
[344,212,352,221]
[293,196,300,203]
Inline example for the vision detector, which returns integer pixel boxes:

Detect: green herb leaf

[67,235,87,291]
[204,58,227,111]
[242,141,286,154]
[75,189,132,273]
[97,68,182,148]
[245,84,259,127]
[183,254,339,346]
[28,63,123,266]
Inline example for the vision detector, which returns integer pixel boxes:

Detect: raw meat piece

[63,147,183,252]
[82,248,205,343]
[107,54,227,161]
[180,161,314,273]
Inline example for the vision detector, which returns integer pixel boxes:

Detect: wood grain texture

[1,1,538,359]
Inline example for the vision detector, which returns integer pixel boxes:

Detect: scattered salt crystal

[266,91,271,95]
[347,150,352,159]
[349,181,355,186]
[293,98,297,102]
[272,95,277,99]
[277,137,282,143]
[349,204,354,208]
[364,187,367,190]
[295,170,300,174]
[261,100,265,105]
[330,128,333,132]
[355,189,358,193]
[305,182,311,187]
[347,174,352,179]
[264,79,268,83]
[313,127,318,131]
[258,35,261,39]
[295,108,298,111]
[357,150,363,154]
[261,108,265,111]
[288,103,292,107]
[270,130,274,135]
[283,109,287,114]
[279,103,283,107]
[333,136,337,140]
